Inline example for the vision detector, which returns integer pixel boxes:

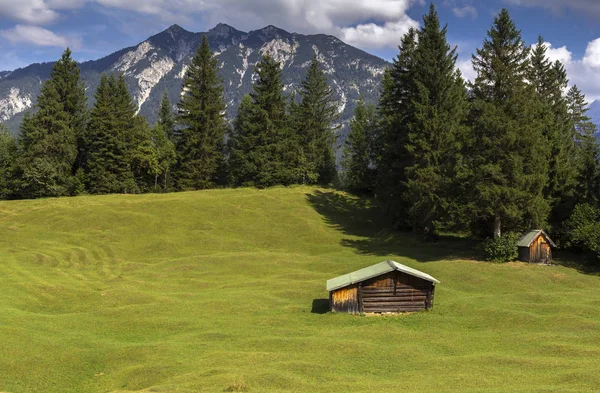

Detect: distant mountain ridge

[0,23,390,138]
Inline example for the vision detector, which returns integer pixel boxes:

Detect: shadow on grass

[306,190,480,262]
[311,299,330,314]
[553,250,600,276]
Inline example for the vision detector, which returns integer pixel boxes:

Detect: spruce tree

[51,48,88,169]
[16,79,76,198]
[229,53,294,187]
[85,74,137,194]
[404,4,470,233]
[568,85,600,206]
[175,35,228,190]
[293,54,339,184]
[376,28,418,227]
[157,91,175,141]
[529,38,577,225]
[341,97,378,193]
[227,94,256,186]
[470,9,550,238]
[0,126,16,199]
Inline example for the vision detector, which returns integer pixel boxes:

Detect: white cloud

[340,17,419,49]
[452,5,477,19]
[0,0,61,24]
[582,38,600,68]
[544,43,572,65]
[0,0,423,50]
[0,25,81,49]
[506,0,600,19]
[457,58,476,81]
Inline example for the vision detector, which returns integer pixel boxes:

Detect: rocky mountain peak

[208,23,241,38]
[252,25,291,40]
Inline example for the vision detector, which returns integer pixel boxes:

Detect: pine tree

[157,91,175,141]
[293,54,339,184]
[341,97,378,193]
[376,28,418,227]
[470,9,550,238]
[228,53,294,187]
[0,125,16,199]
[568,85,600,206]
[404,4,470,233]
[85,73,137,194]
[175,35,228,190]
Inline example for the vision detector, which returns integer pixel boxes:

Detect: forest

[0,5,599,261]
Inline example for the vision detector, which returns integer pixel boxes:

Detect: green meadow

[1,187,600,392]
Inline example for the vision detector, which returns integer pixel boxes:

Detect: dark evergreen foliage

[84,73,137,194]
[404,4,470,233]
[376,28,418,228]
[157,91,176,141]
[0,126,16,199]
[529,38,577,228]
[568,85,600,206]
[292,54,339,185]
[341,97,378,194]
[228,53,295,187]
[469,9,549,238]
[175,35,229,190]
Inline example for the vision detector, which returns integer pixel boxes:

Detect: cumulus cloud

[0,0,61,24]
[506,0,600,19]
[340,17,419,49]
[0,25,81,48]
[452,5,477,19]
[0,0,423,50]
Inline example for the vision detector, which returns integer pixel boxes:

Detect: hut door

[541,244,551,264]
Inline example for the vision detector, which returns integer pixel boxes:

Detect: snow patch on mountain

[114,41,153,74]
[177,64,189,80]
[134,57,175,111]
[0,87,32,121]
[235,46,253,87]
[260,39,298,65]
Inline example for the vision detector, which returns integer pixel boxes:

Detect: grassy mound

[0,187,599,392]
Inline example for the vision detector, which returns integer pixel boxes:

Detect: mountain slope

[0,23,390,138]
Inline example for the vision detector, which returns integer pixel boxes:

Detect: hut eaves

[517,230,557,248]
[326,260,440,292]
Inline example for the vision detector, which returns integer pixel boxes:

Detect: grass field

[1,187,600,392]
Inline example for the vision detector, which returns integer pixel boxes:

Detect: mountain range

[0,23,390,139]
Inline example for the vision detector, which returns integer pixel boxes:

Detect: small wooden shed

[326,260,440,314]
[517,229,556,264]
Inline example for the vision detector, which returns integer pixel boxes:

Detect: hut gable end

[517,230,556,264]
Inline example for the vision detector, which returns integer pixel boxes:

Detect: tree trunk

[494,215,501,239]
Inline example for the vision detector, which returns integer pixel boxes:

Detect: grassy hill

[1,187,599,392]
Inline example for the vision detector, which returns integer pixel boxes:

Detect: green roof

[326,260,440,292]
[517,230,557,248]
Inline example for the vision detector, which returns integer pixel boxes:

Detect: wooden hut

[517,229,556,264]
[326,260,440,314]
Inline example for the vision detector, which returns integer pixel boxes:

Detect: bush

[482,232,520,263]
[565,204,600,257]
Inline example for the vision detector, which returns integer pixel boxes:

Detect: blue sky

[2,0,600,98]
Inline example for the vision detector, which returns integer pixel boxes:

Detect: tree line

[341,5,600,253]
[0,35,339,200]
[0,5,599,254]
